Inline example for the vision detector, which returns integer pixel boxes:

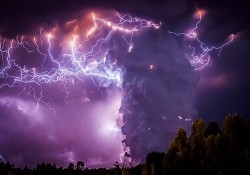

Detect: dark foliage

[163,114,250,175]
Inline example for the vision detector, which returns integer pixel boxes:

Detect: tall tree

[204,135,217,175]
[146,152,164,175]
[222,114,247,175]
[215,133,228,175]
[163,128,189,175]
[189,119,206,175]
[205,121,221,137]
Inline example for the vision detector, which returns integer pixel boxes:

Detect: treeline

[163,114,250,175]
[0,114,250,175]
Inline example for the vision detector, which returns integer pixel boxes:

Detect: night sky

[0,0,250,168]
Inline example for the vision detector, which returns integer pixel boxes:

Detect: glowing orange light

[194,9,206,19]
[86,12,97,37]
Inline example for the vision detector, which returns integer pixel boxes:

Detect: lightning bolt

[168,10,234,70]
[0,10,235,109]
[0,10,235,165]
[0,155,6,163]
[0,12,160,110]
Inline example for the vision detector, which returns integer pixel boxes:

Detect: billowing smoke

[106,28,198,162]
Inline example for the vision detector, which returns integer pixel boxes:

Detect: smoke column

[105,28,197,163]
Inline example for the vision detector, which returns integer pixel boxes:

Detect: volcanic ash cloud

[107,28,198,163]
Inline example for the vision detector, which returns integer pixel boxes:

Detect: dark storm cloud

[105,28,198,162]
[196,0,250,44]
[0,0,196,37]
[0,0,249,37]
[192,0,250,121]
[197,29,250,122]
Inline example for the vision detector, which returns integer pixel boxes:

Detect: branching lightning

[0,10,234,108]
[0,12,160,109]
[168,10,234,70]
[0,155,6,163]
[0,10,234,163]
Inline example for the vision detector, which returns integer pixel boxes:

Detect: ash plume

[105,28,198,163]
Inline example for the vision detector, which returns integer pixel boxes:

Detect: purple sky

[0,0,250,168]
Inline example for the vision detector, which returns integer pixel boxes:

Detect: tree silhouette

[163,128,189,175]
[76,161,85,171]
[222,114,248,175]
[146,151,164,175]
[204,135,217,175]
[205,121,221,137]
[189,119,206,175]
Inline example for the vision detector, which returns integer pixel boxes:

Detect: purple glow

[0,3,246,168]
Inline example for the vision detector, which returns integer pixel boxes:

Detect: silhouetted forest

[1,114,250,175]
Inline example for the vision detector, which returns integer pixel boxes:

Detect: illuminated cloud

[0,0,250,168]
